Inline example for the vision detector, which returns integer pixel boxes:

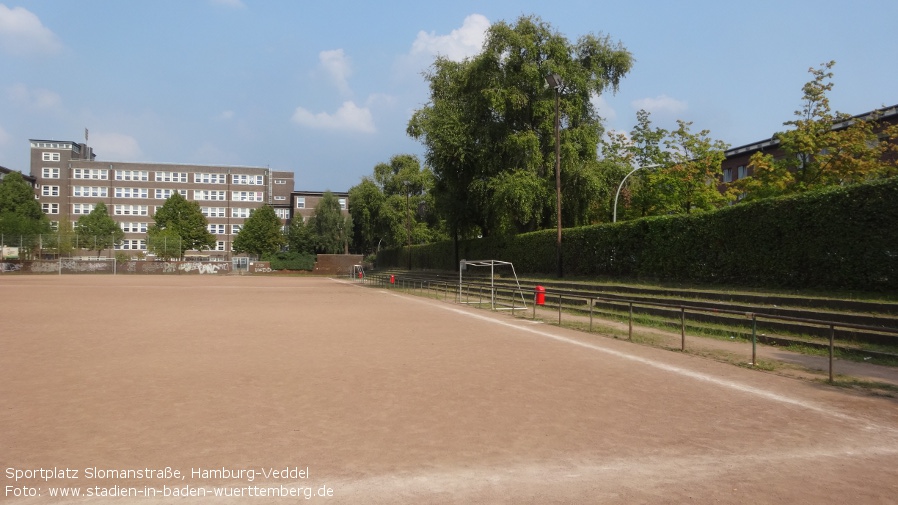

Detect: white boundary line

[334,278,895,431]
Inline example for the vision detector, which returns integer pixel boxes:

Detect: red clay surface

[2,275,898,504]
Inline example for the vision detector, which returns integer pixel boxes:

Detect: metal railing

[358,272,898,383]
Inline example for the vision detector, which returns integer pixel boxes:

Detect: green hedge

[378,177,898,291]
[264,251,316,271]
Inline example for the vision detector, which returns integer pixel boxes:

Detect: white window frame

[73,168,108,180]
[42,203,59,214]
[296,197,305,209]
[194,173,226,184]
[42,167,60,179]
[115,170,149,181]
[41,185,60,197]
[42,152,61,162]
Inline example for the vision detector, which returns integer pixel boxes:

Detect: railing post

[751,314,757,366]
[680,307,686,351]
[628,302,633,341]
[589,298,593,332]
[558,294,562,325]
[829,324,835,383]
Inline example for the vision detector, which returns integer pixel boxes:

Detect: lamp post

[613,164,661,222]
[546,73,563,278]
[404,180,411,270]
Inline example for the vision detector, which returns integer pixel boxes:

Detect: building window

[232,174,264,185]
[231,191,263,202]
[120,222,148,233]
[73,186,108,198]
[41,185,60,197]
[42,167,60,179]
[115,187,149,199]
[737,165,746,179]
[42,152,60,162]
[274,179,287,185]
[338,198,347,210]
[194,173,226,184]
[115,239,147,250]
[208,224,226,234]
[114,205,149,216]
[274,196,286,201]
[215,241,227,251]
[155,188,188,199]
[194,190,227,201]
[232,207,251,218]
[201,207,226,218]
[155,171,188,183]
[42,203,59,214]
[72,203,95,215]
[115,170,149,181]
[275,208,290,219]
[296,197,305,209]
[231,224,242,235]
[49,221,59,231]
[73,168,108,180]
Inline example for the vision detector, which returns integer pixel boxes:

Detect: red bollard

[390,275,395,284]
[534,285,545,306]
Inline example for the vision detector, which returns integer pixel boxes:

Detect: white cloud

[291,101,375,133]
[7,83,61,109]
[0,4,61,55]
[631,94,688,115]
[218,110,235,120]
[90,132,142,160]
[319,49,352,96]
[410,14,489,62]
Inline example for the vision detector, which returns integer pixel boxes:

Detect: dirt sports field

[2,275,898,504]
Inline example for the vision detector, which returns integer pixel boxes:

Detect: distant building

[291,190,350,223]
[0,164,36,186]
[29,139,294,260]
[720,104,898,186]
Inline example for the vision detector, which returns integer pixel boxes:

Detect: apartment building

[292,190,349,222]
[30,139,294,260]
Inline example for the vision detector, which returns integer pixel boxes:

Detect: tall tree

[408,15,633,241]
[732,61,898,200]
[232,205,286,257]
[286,215,317,255]
[0,171,50,249]
[148,192,214,259]
[76,202,124,257]
[312,191,352,254]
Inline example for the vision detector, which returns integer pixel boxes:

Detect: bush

[264,251,316,271]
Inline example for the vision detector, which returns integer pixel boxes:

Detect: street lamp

[613,164,661,222]
[404,180,411,270]
[546,73,563,278]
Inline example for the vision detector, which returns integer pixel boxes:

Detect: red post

[534,285,545,306]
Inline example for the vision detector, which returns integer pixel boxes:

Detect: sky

[1,0,896,192]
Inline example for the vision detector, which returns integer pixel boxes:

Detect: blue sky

[1,0,896,191]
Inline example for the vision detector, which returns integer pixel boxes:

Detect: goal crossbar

[458,259,527,311]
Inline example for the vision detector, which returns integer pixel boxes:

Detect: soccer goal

[458,259,527,312]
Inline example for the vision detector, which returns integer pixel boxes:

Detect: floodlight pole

[546,73,563,278]
[613,164,661,223]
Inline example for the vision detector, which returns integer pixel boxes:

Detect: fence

[357,272,898,383]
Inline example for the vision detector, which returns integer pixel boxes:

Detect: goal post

[458,259,527,311]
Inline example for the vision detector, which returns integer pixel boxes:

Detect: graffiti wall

[0,260,231,275]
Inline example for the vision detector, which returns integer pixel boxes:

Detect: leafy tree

[0,171,50,251]
[148,192,214,259]
[146,227,182,260]
[312,191,352,254]
[232,205,286,257]
[286,215,316,255]
[605,111,729,220]
[76,202,124,257]
[348,178,385,254]
[408,14,633,243]
[732,61,898,200]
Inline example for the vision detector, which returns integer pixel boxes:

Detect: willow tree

[408,14,633,249]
